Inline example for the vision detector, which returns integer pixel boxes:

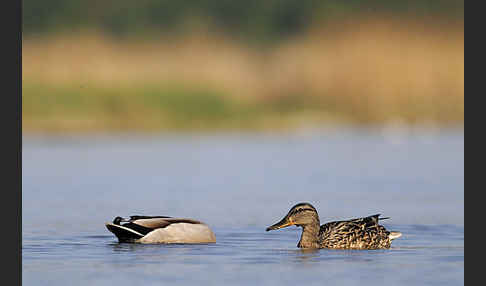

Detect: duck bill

[266,216,294,231]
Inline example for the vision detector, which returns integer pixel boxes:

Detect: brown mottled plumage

[266,202,402,249]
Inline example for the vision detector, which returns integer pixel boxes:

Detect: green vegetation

[23,80,463,133]
[23,0,463,43]
[22,82,325,132]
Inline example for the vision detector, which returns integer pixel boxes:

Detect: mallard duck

[266,203,402,249]
[105,215,216,244]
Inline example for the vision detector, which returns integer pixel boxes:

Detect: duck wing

[105,222,148,242]
[319,214,392,249]
[320,214,383,230]
[346,213,386,227]
[105,216,173,241]
[128,215,172,220]
[129,217,203,229]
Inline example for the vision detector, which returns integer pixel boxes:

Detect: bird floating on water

[266,202,401,249]
[105,215,216,244]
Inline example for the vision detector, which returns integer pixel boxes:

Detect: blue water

[22,128,464,285]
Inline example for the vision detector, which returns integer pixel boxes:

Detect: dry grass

[22,18,464,132]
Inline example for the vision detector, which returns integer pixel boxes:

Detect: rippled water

[23,128,464,285]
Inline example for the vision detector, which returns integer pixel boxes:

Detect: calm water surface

[23,128,464,285]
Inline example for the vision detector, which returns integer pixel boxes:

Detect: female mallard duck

[105,215,216,244]
[266,203,401,249]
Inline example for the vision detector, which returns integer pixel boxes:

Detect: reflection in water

[108,242,145,252]
[292,248,320,264]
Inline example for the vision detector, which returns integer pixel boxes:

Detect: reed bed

[23,18,464,132]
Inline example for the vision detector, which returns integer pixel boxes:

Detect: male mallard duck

[105,215,216,244]
[266,203,402,249]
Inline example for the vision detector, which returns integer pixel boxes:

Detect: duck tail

[105,222,144,242]
[389,231,402,240]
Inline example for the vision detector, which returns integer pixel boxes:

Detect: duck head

[266,202,320,231]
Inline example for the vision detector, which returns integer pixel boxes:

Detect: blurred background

[23,0,463,132]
